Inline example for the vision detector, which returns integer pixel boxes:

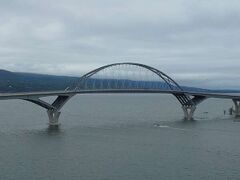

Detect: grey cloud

[1,0,240,89]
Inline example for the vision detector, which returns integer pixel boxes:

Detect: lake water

[0,94,240,180]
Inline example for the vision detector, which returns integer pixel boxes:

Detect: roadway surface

[0,90,240,100]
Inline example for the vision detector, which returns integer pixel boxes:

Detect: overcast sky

[1,0,240,89]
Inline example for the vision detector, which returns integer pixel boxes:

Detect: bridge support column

[182,106,196,120]
[47,109,61,127]
[233,99,240,117]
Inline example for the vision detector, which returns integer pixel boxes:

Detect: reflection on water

[47,125,61,133]
[0,95,239,180]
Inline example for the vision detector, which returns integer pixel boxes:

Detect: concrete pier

[47,109,61,127]
[233,99,240,117]
[182,106,196,120]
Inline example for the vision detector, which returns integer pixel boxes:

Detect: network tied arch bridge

[1,62,240,127]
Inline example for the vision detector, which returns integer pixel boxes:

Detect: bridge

[1,62,240,127]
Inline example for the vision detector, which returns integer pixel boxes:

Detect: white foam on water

[154,124,188,131]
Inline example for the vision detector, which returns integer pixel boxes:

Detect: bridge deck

[0,90,240,100]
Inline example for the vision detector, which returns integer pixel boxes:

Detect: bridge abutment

[182,106,196,120]
[47,109,61,127]
[233,99,240,117]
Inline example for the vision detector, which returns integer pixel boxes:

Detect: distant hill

[0,69,239,93]
[0,69,78,93]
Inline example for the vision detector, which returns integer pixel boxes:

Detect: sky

[1,0,240,89]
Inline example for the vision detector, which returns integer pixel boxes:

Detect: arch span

[74,62,197,107]
[76,63,182,91]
